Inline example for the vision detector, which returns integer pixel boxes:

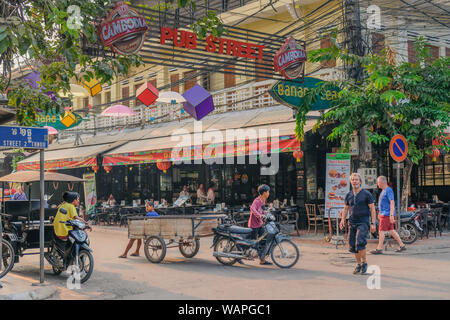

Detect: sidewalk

[0,274,57,300]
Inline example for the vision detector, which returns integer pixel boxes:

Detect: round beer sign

[273,37,307,80]
[99,2,148,55]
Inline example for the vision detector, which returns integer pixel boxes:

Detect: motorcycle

[44,209,94,284]
[211,213,300,268]
[372,212,421,245]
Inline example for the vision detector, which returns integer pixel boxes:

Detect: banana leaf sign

[269,77,340,111]
[35,109,83,130]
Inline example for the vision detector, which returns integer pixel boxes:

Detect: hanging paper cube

[82,78,102,97]
[60,110,76,128]
[182,84,214,121]
[136,82,159,106]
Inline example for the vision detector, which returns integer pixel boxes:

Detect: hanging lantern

[129,166,133,171]
[157,161,171,173]
[428,148,440,162]
[136,82,158,106]
[82,78,102,97]
[92,165,99,173]
[104,165,112,173]
[293,150,304,162]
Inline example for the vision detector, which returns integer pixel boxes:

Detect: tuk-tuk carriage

[0,171,84,279]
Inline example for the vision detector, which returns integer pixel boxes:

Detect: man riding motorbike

[53,192,91,253]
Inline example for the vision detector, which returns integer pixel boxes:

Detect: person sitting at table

[12,185,27,201]
[281,199,288,208]
[119,201,159,258]
[180,185,190,197]
[273,198,280,209]
[197,184,207,204]
[207,182,216,204]
[106,194,116,206]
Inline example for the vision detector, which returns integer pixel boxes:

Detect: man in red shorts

[371,176,406,254]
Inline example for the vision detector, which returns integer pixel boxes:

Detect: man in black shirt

[340,173,377,274]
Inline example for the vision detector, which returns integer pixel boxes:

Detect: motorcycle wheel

[400,222,418,244]
[270,239,300,269]
[0,239,15,279]
[214,237,237,266]
[52,265,62,275]
[78,250,94,283]
[179,238,200,258]
[144,236,166,263]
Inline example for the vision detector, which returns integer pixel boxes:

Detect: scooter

[372,212,421,245]
[211,213,300,268]
[45,209,94,283]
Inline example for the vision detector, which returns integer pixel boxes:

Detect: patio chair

[305,204,323,234]
[417,209,430,239]
[430,208,443,237]
[317,204,329,235]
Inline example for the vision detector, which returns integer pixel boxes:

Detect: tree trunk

[401,158,413,212]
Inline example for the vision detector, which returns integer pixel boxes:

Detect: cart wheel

[179,238,200,258]
[144,236,166,263]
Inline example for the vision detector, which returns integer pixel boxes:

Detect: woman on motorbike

[53,191,91,241]
[248,184,272,265]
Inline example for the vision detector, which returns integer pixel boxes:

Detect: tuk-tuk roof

[0,171,85,183]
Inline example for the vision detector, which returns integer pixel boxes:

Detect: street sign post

[389,134,408,231]
[0,125,48,285]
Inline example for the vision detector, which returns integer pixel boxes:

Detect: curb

[0,285,57,300]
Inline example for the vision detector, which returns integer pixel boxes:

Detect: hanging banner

[83,173,97,215]
[325,153,351,218]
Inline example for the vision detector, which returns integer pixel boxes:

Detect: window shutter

[428,45,440,60]
[171,74,179,93]
[408,40,417,63]
[372,33,385,55]
[224,65,236,88]
[183,71,197,91]
[122,86,129,107]
[320,38,336,68]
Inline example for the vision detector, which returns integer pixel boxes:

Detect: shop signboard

[324,153,351,218]
[35,108,83,131]
[268,77,340,111]
[83,173,97,215]
[357,168,377,189]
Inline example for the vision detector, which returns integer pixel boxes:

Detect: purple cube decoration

[182,84,214,121]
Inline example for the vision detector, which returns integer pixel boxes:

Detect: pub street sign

[269,77,340,111]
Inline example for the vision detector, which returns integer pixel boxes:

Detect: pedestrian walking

[371,176,406,254]
[119,200,159,258]
[340,173,377,274]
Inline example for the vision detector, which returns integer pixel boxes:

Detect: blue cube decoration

[182,84,214,121]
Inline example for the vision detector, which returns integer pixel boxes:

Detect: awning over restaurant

[103,106,316,167]
[17,142,122,171]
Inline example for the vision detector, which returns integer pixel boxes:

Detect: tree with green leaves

[0,0,224,125]
[295,36,450,210]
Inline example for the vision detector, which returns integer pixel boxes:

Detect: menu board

[83,173,97,214]
[325,153,351,218]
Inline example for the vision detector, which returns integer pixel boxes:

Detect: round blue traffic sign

[389,134,408,162]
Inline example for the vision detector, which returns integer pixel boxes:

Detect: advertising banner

[83,173,97,215]
[325,153,351,218]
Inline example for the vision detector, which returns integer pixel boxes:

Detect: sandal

[395,245,406,252]
[259,261,273,265]
[118,255,127,258]
[370,249,383,255]
[130,253,139,257]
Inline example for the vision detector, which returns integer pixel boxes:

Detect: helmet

[265,213,276,222]
[258,184,270,195]
[63,191,79,203]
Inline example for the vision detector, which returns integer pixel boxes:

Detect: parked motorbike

[372,212,421,245]
[211,213,300,268]
[44,210,94,284]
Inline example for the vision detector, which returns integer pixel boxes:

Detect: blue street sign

[0,125,48,149]
[389,134,408,162]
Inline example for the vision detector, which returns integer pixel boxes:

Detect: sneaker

[360,262,368,274]
[353,264,362,274]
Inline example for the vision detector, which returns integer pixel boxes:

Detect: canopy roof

[0,171,84,183]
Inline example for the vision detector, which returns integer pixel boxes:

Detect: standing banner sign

[325,153,351,218]
[83,173,97,216]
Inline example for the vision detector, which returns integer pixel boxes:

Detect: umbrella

[156,91,186,104]
[101,104,136,117]
[43,126,58,135]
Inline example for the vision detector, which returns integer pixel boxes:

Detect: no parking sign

[389,134,408,162]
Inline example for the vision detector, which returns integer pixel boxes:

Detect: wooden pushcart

[128,214,225,263]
